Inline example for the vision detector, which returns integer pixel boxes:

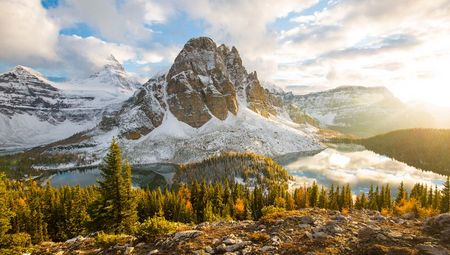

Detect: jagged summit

[75,54,140,94]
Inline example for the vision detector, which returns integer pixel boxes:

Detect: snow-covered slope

[0,58,139,151]
[40,37,323,165]
[285,86,436,137]
[57,55,140,106]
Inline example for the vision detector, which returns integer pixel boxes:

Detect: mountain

[284,86,436,137]
[0,66,101,151]
[0,57,140,152]
[38,37,323,166]
[65,55,140,97]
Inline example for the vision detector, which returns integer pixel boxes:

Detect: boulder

[416,244,449,255]
[423,213,450,242]
[173,230,203,240]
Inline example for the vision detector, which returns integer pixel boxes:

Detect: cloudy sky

[1,0,450,106]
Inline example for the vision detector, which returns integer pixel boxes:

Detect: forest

[334,128,450,176]
[0,139,449,253]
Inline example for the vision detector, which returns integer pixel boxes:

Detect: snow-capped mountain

[67,55,140,95]
[0,58,140,152]
[42,37,323,165]
[285,86,436,137]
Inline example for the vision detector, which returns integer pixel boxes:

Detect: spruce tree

[396,181,407,204]
[95,138,136,233]
[440,176,450,213]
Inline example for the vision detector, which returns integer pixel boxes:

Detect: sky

[1,0,450,106]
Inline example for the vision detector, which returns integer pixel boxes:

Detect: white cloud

[57,35,137,76]
[0,0,59,64]
[48,0,172,44]
[272,0,450,106]
[179,0,318,80]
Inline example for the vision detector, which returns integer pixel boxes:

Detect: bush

[95,232,134,248]
[137,216,184,241]
[8,233,31,247]
[261,205,286,216]
[393,199,439,218]
[249,232,270,243]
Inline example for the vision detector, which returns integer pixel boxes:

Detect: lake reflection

[47,163,178,189]
[276,144,446,193]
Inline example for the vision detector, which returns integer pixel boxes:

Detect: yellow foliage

[341,208,350,216]
[17,198,27,207]
[380,208,391,216]
[235,198,245,215]
[393,198,439,218]
[249,232,270,243]
[274,196,286,208]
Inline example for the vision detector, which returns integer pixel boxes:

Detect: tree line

[1,139,449,250]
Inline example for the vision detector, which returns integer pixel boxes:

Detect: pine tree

[396,181,407,204]
[440,176,450,213]
[119,160,137,233]
[317,186,328,208]
[95,138,136,233]
[309,182,319,207]
[432,185,440,210]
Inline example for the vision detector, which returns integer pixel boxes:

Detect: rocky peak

[166,37,239,127]
[83,54,140,93]
[0,66,59,99]
[103,54,125,72]
[165,37,280,127]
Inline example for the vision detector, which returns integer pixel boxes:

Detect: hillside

[31,209,450,255]
[173,152,290,189]
[354,129,450,176]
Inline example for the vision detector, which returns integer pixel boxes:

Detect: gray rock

[147,249,159,255]
[299,224,311,229]
[416,244,449,255]
[402,212,416,220]
[205,246,213,253]
[261,246,276,252]
[299,215,315,225]
[227,242,251,252]
[312,231,328,239]
[223,237,238,245]
[423,213,450,242]
[173,230,203,240]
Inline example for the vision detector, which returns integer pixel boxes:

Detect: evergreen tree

[0,173,13,245]
[95,138,136,233]
[440,176,450,213]
[317,186,328,209]
[396,181,407,204]
[309,182,319,207]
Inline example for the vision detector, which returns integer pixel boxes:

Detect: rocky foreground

[34,209,449,255]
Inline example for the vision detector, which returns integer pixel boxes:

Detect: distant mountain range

[283,86,439,137]
[0,37,448,166]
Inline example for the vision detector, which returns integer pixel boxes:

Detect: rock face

[99,74,166,140]
[98,37,305,137]
[423,213,450,242]
[166,37,241,127]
